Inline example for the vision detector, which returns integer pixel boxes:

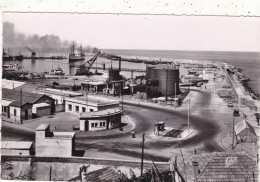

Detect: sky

[3,13,260,52]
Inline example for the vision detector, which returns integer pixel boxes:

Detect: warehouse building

[2,88,55,122]
[1,141,34,156]
[80,108,122,131]
[146,64,180,97]
[33,88,83,112]
[35,124,75,157]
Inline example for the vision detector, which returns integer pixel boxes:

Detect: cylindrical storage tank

[146,65,156,79]
[109,69,121,81]
[154,67,179,96]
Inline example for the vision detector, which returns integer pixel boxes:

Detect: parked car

[233,109,240,116]
[228,101,233,107]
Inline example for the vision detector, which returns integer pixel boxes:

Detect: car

[228,101,233,107]
[196,82,203,87]
[233,109,240,116]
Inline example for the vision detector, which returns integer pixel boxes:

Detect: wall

[1,155,169,181]
[34,106,51,117]
[65,101,97,115]
[34,96,55,113]
[9,105,32,122]
[55,104,65,112]
[80,112,121,131]
[88,119,107,131]
[107,113,121,130]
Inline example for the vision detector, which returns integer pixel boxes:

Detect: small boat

[49,67,65,75]
[2,64,24,71]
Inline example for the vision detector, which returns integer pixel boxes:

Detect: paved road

[2,82,232,162]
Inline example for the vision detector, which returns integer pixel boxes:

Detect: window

[91,123,94,127]
[14,109,17,116]
[55,99,58,104]
[90,109,94,112]
[95,123,98,127]
[82,107,86,113]
[68,104,72,111]
[2,106,3,112]
[3,106,6,112]
[75,106,79,113]
[100,122,106,127]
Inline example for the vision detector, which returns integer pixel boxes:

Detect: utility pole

[86,91,88,112]
[175,83,177,108]
[141,133,145,176]
[166,69,168,104]
[20,88,23,124]
[232,113,235,149]
[188,97,190,131]
[49,166,52,181]
[121,84,124,115]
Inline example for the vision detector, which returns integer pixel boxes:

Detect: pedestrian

[132,130,135,138]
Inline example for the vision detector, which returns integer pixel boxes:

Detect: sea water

[3,50,260,95]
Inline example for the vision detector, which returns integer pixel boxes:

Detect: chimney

[119,57,121,72]
[192,161,199,178]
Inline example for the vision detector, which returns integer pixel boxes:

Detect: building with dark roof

[2,88,55,122]
[169,151,258,182]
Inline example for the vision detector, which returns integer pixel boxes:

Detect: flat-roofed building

[80,108,122,131]
[65,95,120,115]
[35,124,75,157]
[1,141,33,156]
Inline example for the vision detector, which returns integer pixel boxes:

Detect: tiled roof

[171,152,258,182]
[83,167,122,182]
[171,152,217,182]
[196,152,258,182]
[2,88,52,107]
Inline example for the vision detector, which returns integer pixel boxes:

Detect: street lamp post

[141,133,145,176]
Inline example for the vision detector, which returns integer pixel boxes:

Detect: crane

[24,46,36,57]
[76,52,101,75]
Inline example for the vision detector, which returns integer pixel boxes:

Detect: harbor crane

[24,46,36,57]
[76,52,101,75]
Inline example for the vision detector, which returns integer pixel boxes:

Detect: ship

[2,49,14,61]
[69,44,85,62]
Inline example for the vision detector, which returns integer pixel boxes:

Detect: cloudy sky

[3,13,260,52]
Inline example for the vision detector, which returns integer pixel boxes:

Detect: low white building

[35,124,75,157]
[1,141,33,156]
[65,96,120,115]
[80,108,122,131]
